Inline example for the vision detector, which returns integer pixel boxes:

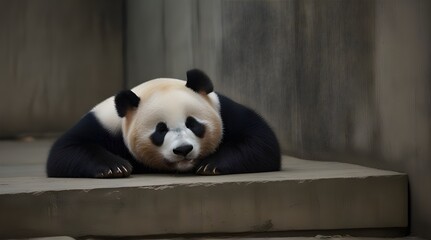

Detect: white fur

[208,92,220,112]
[91,96,122,134]
[161,123,201,162]
[140,90,206,163]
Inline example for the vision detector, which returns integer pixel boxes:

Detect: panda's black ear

[186,69,214,94]
[114,90,140,118]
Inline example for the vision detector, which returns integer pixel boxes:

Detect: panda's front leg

[89,148,133,178]
[194,143,246,175]
[195,137,281,176]
[81,145,133,178]
[47,141,133,178]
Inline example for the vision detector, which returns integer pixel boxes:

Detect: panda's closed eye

[186,116,205,138]
[150,122,168,146]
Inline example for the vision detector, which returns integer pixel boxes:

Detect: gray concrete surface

[0,138,51,177]
[29,237,74,240]
[0,0,123,137]
[0,140,407,238]
[0,138,52,165]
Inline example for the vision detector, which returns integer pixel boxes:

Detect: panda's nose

[173,145,193,157]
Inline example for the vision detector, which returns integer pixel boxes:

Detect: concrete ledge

[0,148,408,239]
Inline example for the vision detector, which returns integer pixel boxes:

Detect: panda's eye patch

[185,116,205,138]
[150,122,168,146]
[155,122,168,133]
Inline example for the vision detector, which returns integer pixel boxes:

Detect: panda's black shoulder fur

[186,69,280,174]
[196,93,281,174]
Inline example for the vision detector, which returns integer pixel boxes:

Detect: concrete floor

[0,139,408,239]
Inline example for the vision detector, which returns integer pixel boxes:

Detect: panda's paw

[195,156,228,175]
[93,161,133,178]
[195,163,221,175]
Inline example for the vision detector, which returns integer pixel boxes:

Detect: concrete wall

[126,0,431,238]
[374,0,431,236]
[0,0,124,137]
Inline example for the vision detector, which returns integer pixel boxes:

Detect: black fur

[185,116,205,138]
[115,90,140,117]
[186,69,214,94]
[195,94,281,175]
[150,122,168,146]
[47,113,132,178]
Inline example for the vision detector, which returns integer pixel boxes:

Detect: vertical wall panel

[220,0,376,157]
[375,0,431,236]
[126,0,222,86]
[0,0,123,137]
[127,0,431,237]
[220,1,297,154]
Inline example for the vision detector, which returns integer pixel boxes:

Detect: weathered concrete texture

[0,0,123,137]
[29,237,74,240]
[126,0,222,85]
[0,138,52,165]
[0,149,407,238]
[374,1,431,237]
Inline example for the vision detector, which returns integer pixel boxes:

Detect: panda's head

[115,69,222,172]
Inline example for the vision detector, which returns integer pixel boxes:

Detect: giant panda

[47,69,280,178]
